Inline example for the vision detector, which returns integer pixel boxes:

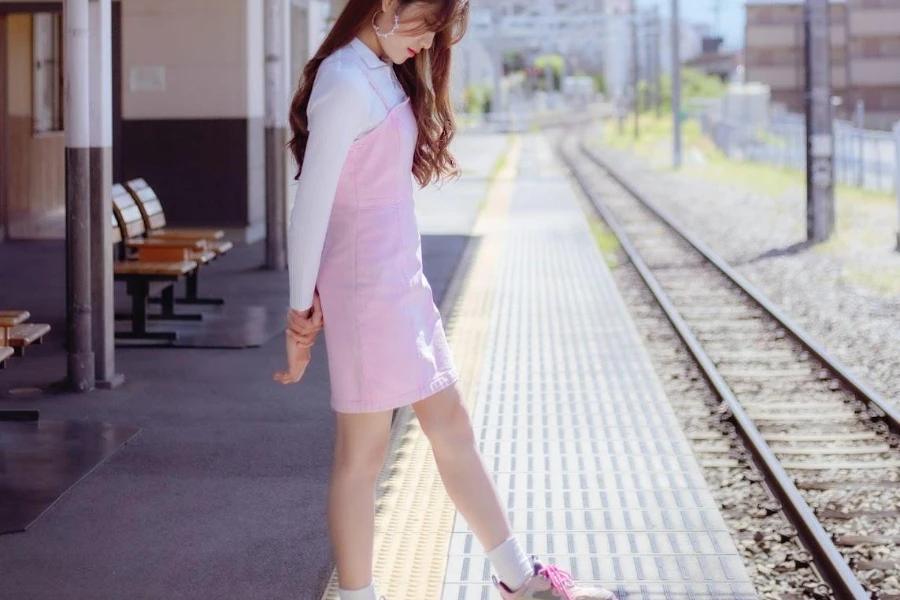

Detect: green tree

[503,50,526,74]
[533,54,565,91]
[650,68,726,112]
[593,72,607,95]
[464,83,493,114]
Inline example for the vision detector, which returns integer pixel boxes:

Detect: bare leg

[413,383,619,600]
[328,409,394,591]
[413,383,512,551]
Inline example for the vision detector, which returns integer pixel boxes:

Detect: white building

[601,0,705,105]
[450,35,496,107]
[468,0,607,71]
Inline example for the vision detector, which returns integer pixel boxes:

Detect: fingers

[274,333,312,384]
[289,294,325,332]
[288,310,323,336]
[287,322,319,342]
[276,306,317,384]
[286,328,315,347]
[273,370,298,384]
[273,361,308,385]
[273,370,304,385]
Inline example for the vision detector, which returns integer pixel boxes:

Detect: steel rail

[579,142,900,436]
[559,141,872,600]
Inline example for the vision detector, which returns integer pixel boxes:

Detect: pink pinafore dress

[315,68,458,414]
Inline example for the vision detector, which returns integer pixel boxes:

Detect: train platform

[0,131,757,600]
[317,133,758,600]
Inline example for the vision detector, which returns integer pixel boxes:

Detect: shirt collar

[350,37,390,70]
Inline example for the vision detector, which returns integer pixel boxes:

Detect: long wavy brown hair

[288,0,469,187]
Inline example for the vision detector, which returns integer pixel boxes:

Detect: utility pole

[672,0,682,168]
[631,1,640,138]
[804,0,835,243]
[491,5,504,122]
[264,0,289,270]
[65,0,95,391]
[855,99,865,188]
[643,11,653,114]
[653,4,662,117]
[894,121,900,251]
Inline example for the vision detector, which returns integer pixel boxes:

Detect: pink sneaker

[492,558,618,600]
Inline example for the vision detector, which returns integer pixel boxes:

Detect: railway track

[556,133,900,600]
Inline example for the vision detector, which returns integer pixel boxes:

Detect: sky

[638,0,746,49]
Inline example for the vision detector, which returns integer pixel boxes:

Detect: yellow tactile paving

[319,135,522,600]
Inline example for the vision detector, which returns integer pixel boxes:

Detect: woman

[274,1,617,599]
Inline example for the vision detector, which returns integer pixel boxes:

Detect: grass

[588,218,621,270]
[597,111,900,295]
[840,266,900,295]
[602,112,705,152]
[600,112,896,207]
[600,113,800,197]
[565,157,622,269]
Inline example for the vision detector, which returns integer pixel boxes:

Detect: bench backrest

[111,213,123,245]
[125,178,167,231]
[112,183,148,239]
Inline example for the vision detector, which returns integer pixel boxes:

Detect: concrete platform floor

[0,133,510,600]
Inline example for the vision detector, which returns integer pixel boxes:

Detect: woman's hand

[273,290,324,385]
[274,330,314,384]
[287,290,324,339]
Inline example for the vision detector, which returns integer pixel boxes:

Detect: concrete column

[893,121,900,251]
[671,0,682,169]
[89,0,123,388]
[65,0,95,392]
[490,8,503,119]
[264,0,290,270]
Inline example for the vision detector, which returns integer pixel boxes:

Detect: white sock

[338,582,378,600]
[486,536,533,591]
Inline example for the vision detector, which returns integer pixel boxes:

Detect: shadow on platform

[114,302,286,349]
[0,233,472,597]
[0,418,139,535]
[0,239,287,351]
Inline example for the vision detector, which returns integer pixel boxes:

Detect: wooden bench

[0,310,51,358]
[113,184,224,307]
[123,178,234,255]
[0,346,14,370]
[111,213,200,341]
[0,312,24,369]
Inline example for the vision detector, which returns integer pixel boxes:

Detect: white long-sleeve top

[287,37,409,313]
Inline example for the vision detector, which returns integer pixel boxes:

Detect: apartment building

[745,0,900,128]
[744,1,848,116]
[845,0,900,128]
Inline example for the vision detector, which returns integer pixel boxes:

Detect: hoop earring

[373,10,400,39]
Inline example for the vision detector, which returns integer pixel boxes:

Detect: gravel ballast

[590,143,900,412]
